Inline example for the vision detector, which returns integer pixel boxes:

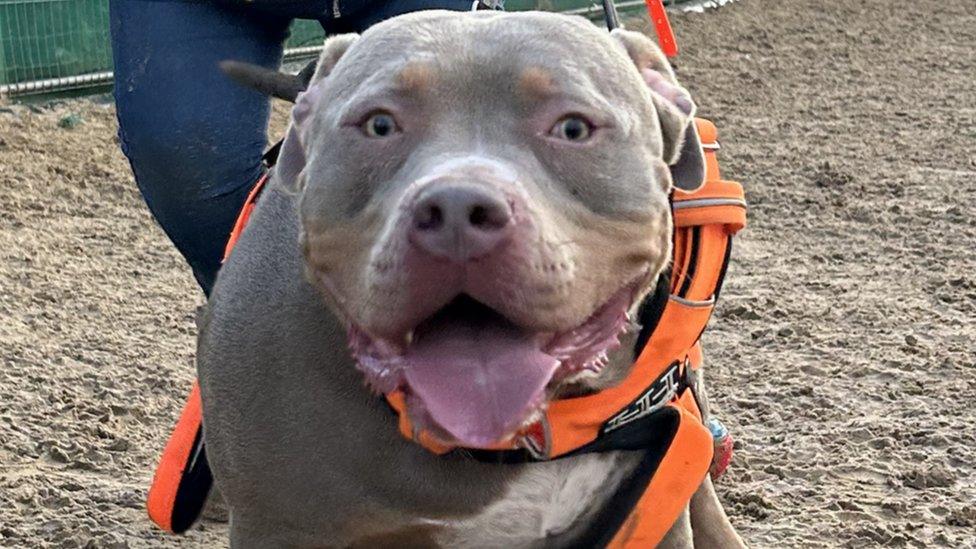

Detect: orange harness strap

[223,174,271,259]
[646,0,678,58]
[146,174,269,533]
[147,119,745,547]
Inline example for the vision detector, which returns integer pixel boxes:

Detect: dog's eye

[362,112,399,138]
[550,116,593,142]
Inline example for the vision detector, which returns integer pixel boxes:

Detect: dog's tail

[219,59,316,103]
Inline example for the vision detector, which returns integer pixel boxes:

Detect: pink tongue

[402,319,559,448]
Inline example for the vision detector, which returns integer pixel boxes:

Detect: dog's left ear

[611,29,705,192]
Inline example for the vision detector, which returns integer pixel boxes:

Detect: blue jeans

[110,0,473,294]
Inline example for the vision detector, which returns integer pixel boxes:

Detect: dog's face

[281,11,700,448]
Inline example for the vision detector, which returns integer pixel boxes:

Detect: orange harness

[147,118,745,546]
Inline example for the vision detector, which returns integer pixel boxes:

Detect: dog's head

[273,11,702,448]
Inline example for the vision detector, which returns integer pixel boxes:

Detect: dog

[198,10,745,547]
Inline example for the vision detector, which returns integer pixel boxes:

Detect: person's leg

[110,1,292,294]
[336,0,479,33]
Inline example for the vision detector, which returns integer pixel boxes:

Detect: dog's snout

[414,188,510,231]
[410,185,513,261]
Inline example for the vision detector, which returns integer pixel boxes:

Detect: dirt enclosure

[1,0,974,547]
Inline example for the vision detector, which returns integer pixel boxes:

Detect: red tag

[518,419,551,459]
[645,0,678,58]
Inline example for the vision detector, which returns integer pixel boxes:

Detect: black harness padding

[676,227,701,298]
[632,265,672,357]
[713,236,733,301]
[169,429,213,533]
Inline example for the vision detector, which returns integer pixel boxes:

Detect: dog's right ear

[293,33,358,125]
[308,33,359,84]
[277,34,360,193]
[292,33,360,129]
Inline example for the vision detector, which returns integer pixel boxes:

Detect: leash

[646,0,678,57]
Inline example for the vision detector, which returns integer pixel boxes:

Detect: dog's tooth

[582,356,606,372]
[404,330,414,346]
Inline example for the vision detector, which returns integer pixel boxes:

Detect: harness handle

[601,0,622,30]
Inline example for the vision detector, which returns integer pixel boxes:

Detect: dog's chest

[424,451,641,548]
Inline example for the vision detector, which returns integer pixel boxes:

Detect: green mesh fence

[0,0,109,84]
[0,1,337,95]
[0,0,695,96]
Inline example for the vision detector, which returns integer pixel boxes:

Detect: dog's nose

[410,185,513,261]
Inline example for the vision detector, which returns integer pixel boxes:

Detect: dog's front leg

[658,506,694,549]
[686,367,745,548]
[689,475,746,548]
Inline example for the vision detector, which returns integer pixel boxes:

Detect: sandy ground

[2,0,974,547]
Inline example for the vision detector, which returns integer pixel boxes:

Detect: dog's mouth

[347,280,641,448]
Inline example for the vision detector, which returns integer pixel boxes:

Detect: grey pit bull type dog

[199,10,744,548]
